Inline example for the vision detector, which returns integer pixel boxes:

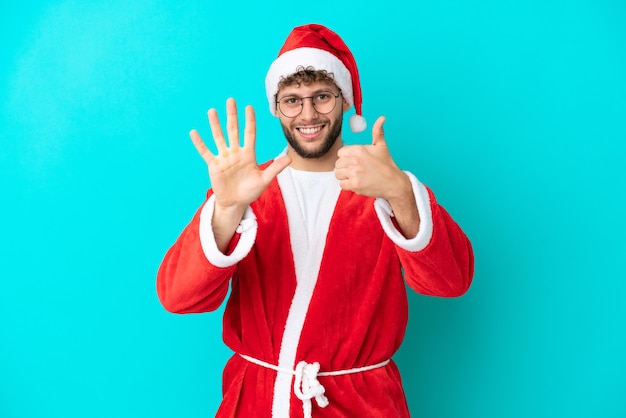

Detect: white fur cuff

[373,172,433,252]
[198,194,258,268]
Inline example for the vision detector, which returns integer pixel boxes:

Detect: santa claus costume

[157,24,474,418]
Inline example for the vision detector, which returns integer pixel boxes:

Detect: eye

[282,97,299,105]
[316,93,331,101]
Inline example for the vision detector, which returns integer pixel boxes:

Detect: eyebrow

[278,89,339,98]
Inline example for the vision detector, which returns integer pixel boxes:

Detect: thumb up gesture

[335,116,420,238]
[335,116,408,201]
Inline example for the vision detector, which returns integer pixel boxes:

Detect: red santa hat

[265,24,366,133]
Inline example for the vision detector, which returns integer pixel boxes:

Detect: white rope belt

[239,354,390,418]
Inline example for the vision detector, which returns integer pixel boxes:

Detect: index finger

[337,145,364,158]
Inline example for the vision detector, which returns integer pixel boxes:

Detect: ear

[342,97,351,112]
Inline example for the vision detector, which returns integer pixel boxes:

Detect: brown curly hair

[277,66,337,92]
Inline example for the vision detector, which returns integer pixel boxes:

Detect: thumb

[372,116,387,146]
[262,155,292,184]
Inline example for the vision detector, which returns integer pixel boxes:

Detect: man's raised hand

[335,116,408,201]
[190,98,291,211]
[335,116,420,238]
[190,98,291,252]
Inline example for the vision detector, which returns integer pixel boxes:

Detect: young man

[157,24,474,418]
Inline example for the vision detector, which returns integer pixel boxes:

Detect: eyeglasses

[276,91,341,118]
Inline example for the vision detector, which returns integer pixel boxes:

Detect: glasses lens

[278,97,301,118]
[312,93,336,114]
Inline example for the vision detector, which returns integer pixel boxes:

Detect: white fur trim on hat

[265,47,354,116]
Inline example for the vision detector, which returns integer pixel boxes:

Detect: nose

[299,97,318,120]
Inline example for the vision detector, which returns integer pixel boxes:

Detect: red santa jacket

[157,167,473,417]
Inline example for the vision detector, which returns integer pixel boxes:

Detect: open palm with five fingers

[190,98,291,211]
[190,98,291,251]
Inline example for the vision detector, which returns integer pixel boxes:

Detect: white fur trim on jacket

[374,171,433,252]
[198,194,258,268]
[271,166,341,417]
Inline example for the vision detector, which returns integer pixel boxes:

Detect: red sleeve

[399,187,474,297]
[156,193,240,314]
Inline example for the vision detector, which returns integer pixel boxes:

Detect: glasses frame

[275,91,342,118]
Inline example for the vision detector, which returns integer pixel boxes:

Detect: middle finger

[226,98,240,149]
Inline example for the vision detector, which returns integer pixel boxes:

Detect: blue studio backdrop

[1,1,625,417]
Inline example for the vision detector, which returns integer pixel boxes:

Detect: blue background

[1,1,625,417]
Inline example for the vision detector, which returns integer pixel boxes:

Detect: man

[157,24,473,418]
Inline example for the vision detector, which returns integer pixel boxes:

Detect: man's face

[276,81,348,159]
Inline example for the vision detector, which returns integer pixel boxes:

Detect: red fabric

[157,174,473,417]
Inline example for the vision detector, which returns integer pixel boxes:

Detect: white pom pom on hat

[349,114,367,133]
[265,24,367,133]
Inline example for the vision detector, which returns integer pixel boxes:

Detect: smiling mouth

[296,125,325,136]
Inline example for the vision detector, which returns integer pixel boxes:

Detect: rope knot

[293,361,329,417]
[238,354,390,418]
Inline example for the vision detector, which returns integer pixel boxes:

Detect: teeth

[298,126,323,134]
